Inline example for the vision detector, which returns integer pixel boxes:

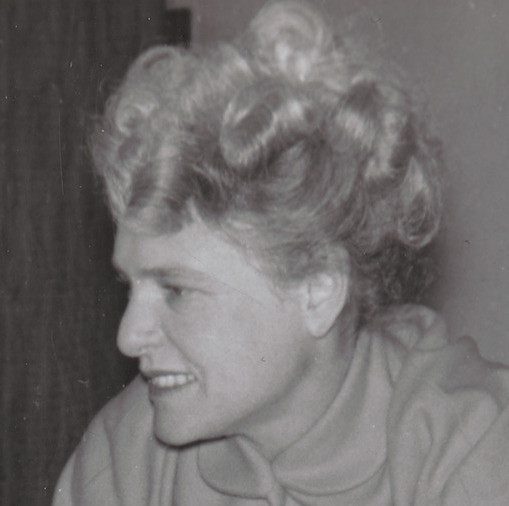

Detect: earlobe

[301,271,349,338]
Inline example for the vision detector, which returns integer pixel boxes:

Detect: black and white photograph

[2,1,509,505]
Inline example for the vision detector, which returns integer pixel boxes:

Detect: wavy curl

[91,0,443,326]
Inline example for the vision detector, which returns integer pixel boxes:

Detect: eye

[161,283,186,303]
[164,284,183,297]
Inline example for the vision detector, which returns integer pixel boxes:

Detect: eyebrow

[140,267,211,284]
[112,261,212,286]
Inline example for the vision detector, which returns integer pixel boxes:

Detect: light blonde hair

[91,0,443,325]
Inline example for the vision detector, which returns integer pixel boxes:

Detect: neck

[237,327,356,461]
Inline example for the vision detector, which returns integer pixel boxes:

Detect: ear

[298,269,349,338]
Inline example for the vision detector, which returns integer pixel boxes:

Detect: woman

[53,1,509,504]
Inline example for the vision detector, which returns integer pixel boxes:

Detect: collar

[197,319,398,504]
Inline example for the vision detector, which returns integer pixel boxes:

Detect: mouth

[149,372,197,389]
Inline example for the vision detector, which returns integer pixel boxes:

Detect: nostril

[138,354,153,374]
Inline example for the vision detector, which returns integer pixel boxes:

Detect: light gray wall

[168,0,509,364]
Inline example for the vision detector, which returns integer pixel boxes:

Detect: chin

[152,411,224,448]
[153,417,198,447]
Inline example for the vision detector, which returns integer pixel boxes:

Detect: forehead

[112,220,269,288]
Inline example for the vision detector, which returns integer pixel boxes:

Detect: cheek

[218,299,305,382]
[158,297,253,362]
[160,292,304,382]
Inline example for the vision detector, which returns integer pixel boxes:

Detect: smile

[150,373,196,389]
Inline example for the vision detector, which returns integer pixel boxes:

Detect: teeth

[151,373,196,388]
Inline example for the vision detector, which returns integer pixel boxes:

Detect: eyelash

[162,284,184,298]
[161,283,195,307]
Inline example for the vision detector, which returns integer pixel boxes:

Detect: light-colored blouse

[53,305,509,505]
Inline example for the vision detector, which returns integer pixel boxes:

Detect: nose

[117,287,163,358]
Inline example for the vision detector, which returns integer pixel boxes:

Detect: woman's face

[113,220,318,448]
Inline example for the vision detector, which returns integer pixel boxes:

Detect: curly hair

[91,0,443,326]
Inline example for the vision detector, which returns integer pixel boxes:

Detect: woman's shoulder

[53,376,178,505]
[96,374,152,432]
[69,375,153,456]
[380,305,509,415]
[378,305,509,504]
